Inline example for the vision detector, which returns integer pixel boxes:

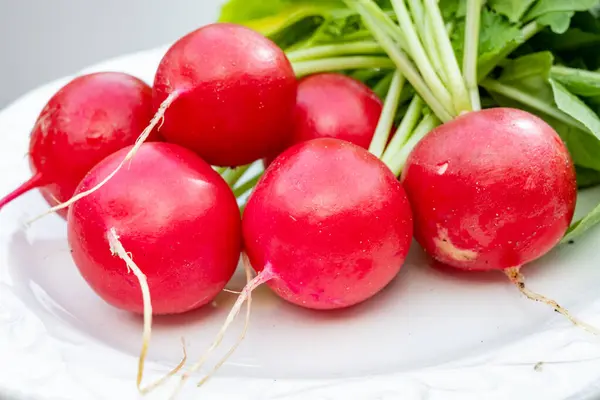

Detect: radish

[173,138,413,391]
[400,108,598,331]
[44,22,297,217]
[259,72,385,187]
[0,72,158,218]
[154,23,297,166]
[68,142,241,314]
[67,142,241,391]
[346,0,600,333]
[263,73,383,166]
[402,108,576,271]
[246,138,412,308]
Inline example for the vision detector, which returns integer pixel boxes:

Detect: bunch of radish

[2,2,600,396]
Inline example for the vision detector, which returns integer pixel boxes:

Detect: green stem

[407,0,425,26]
[292,56,395,77]
[359,0,407,48]
[350,69,385,83]
[370,70,405,158]
[424,0,471,114]
[481,79,587,131]
[477,21,542,82]
[388,113,440,176]
[373,72,395,98]
[222,165,251,186]
[390,0,454,110]
[422,10,447,83]
[347,1,454,122]
[239,201,248,216]
[286,41,384,62]
[463,0,482,111]
[381,95,423,166]
[233,173,263,198]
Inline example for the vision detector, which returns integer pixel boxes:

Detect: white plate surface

[3,2,600,399]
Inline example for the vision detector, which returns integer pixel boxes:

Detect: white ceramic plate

[3,3,600,400]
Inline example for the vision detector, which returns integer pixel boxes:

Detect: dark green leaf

[586,95,600,114]
[452,7,523,70]
[576,166,600,188]
[499,51,554,82]
[546,80,600,171]
[524,0,600,22]
[562,201,600,243]
[551,66,600,97]
[570,10,600,33]
[488,0,536,23]
[537,11,576,34]
[559,124,600,170]
[308,11,371,44]
[532,27,600,54]
[550,79,600,139]
[439,0,466,19]
[476,9,524,72]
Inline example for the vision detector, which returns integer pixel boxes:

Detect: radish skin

[0,72,158,217]
[41,22,297,218]
[67,142,242,392]
[176,138,413,392]
[247,138,413,309]
[153,22,297,166]
[67,142,241,315]
[264,73,383,166]
[290,73,383,149]
[400,108,599,332]
[401,108,576,271]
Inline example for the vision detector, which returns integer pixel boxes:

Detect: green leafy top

[218,0,600,242]
[489,0,536,23]
[219,0,339,23]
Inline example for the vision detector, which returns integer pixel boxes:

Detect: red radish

[400,108,596,331]
[245,138,413,309]
[153,22,297,167]
[46,22,297,217]
[154,23,297,166]
[68,142,241,315]
[264,73,383,166]
[401,108,576,271]
[67,141,241,392]
[0,72,158,218]
[174,138,413,390]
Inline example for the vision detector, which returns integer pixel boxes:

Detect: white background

[0,0,222,107]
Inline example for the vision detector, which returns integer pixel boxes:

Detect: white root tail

[28,92,179,224]
[107,227,187,394]
[505,267,600,335]
[170,255,274,398]
[196,255,254,388]
[222,288,242,295]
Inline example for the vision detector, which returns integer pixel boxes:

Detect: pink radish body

[291,73,382,148]
[153,22,297,167]
[264,73,383,166]
[401,108,577,270]
[67,142,241,314]
[0,72,158,218]
[243,138,413,309]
